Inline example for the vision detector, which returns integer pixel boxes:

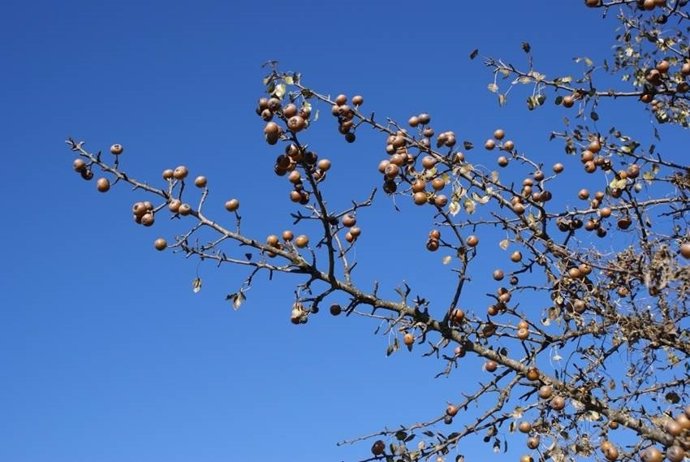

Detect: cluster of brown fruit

[426,229,441,252]
[131,200,155,226]
[273,143,331,205]
[330,93,362,143]
[340,213,361,243]
[585,0,666,10]
[71,143,124,190]
[264,231,310,258]
[258,96,313,144]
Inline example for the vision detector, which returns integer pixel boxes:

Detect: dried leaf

[192,277,202,294]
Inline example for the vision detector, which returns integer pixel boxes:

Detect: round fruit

[485,360,498,372]
[317,159,331,171]
[678,413,690,430]
[520,456,533,462]
[110,144,123,155]
[485,139,496,150]
[342,214,356,227]
[194,176,207,188]
[641,447,663,462]
[538,385,553,399]
[602,442,619,461]
[553,163,564,174]
[665,420,682,437]
[287,116,306,132]
[666,446,685,462]
[225,199,240,212]
[550,396,565,411]
[466,235,479,247]
[141,213,155,226]
[352,95,364,106]
[173,165,189,180]
[518,421,532,433]
[178,203,192,216]
[329,304,342,316]
[162,169,174,180]
[493,269,504,281]
[282,230,294,242]
[585,0,600,6]
[446,404,459,417]
[266,235,280,247]
[295,235,309,248]
[80,169,94,180]
[526,367,539,381]
[680,242,690,259]
[168,199,181,213]
[517,327,529,340]
[73,158,87,172]
[511,251,522,262]
[154,238,167,251]
[527,436,540,449]
[503,140,515,151]
[451,308,465,323]
[562,95,575,108]
[403,333,414,346]
[371,440,385,456]
[493,128,505,140]
[413,191,428,205]
[96,177,110,192]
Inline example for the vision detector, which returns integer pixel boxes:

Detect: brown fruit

[446,404,459,417]
[329,304,342,316]
[266,235,280,247]
[162,169,174,180]
[518,421,532,433]
[434,194,448,207]
[173,165,189,180]
[665,420,682,437]
[110,144,124,155]
[413,191,428,205]
[225,199,240,212]
[351,95,364,106]
[666,445,685,462]
[550,396,566,411]
[466,235,479,247]
[342,214,356,227]
[562,95,575,107]
[194,176,207,188]
[520,456,533,462]
[510,251,522,263]
[677,413,690,430]
[585,0,600,6]
[349,226,362,237]
[517,327,529,340]
[295,235,309,248]
[426,239,439,251]
[431,177,445,191]
[178,203,192,216]
[411,179,427,193]
[602,442,619,461]
[96,177,110,192]
[493,128,505,140]
[485,360,498,372]
[418,113,431,124]
[317,159,331,171]
[80,169,93,180]
[421,155,437,170]
[73,158,87,172]
[578,189,590,200]
[282,230,293,241]
[154,238,167,251]
[527,436,540,449]
[484,139,496,150]
[553,163,564,174]
[538,385,553,399]
[371,440,385,456]
[141,212,155,227]
[680,242,690,259]
[287,115,306,132]
[526,367,539,381]
[451,308,465,323]
[403,333,414,346]
[641,447,663,462]
[408,116,420,127]
[493,269,504,281]
[168,199,182,213]
[503,140,515,151]
[497,156,509,167]
[264,121,281,136]
[335,94,347,106]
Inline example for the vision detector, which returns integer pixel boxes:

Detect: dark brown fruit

[466,235,479,247]
[73,158,87,172]
[371,440,385,456]
[485,360,498,372]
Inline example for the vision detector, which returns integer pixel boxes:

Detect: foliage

[65,1,690,461]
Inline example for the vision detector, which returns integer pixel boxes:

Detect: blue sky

[1,1,686,461]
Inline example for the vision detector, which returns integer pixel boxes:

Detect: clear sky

[1,1,686,461]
